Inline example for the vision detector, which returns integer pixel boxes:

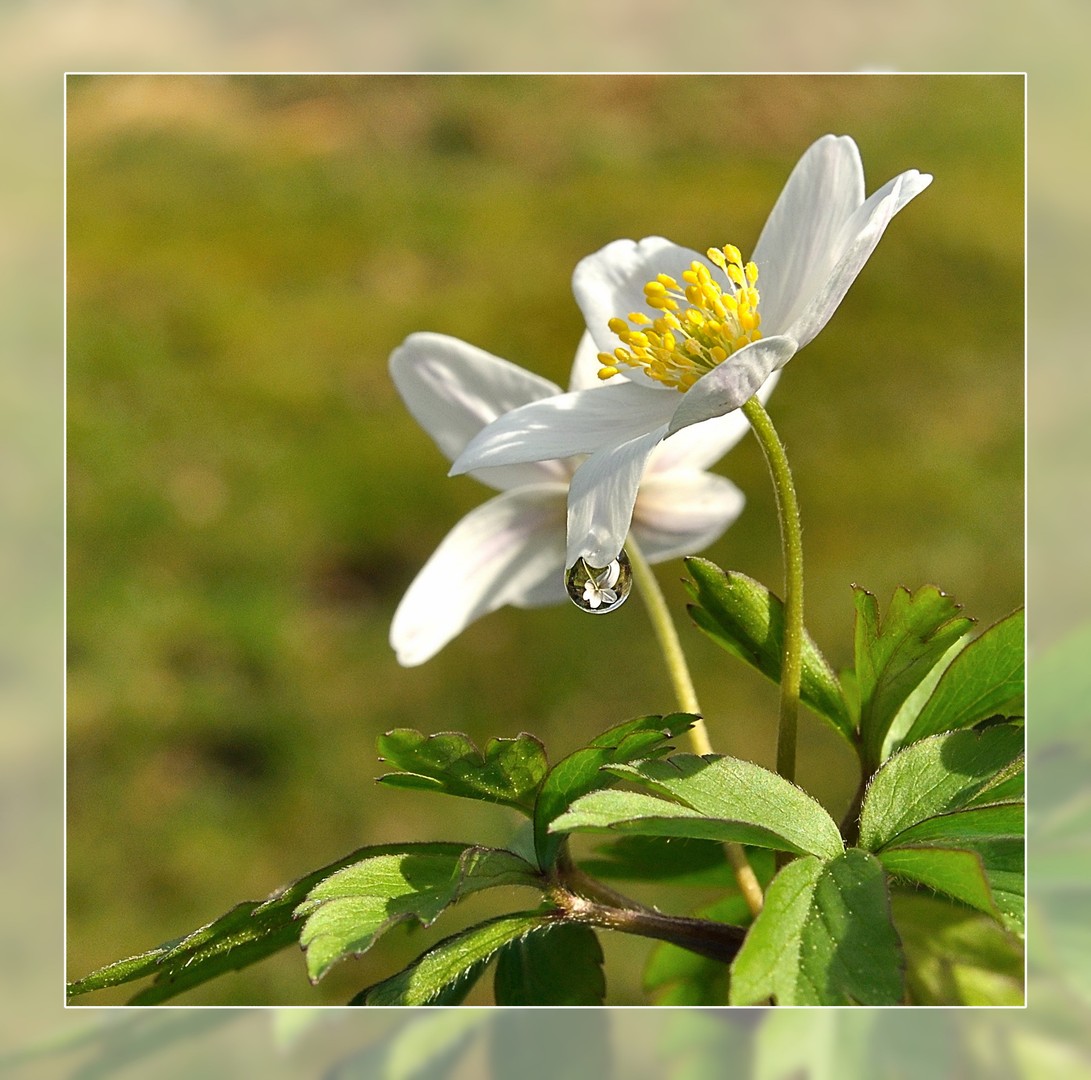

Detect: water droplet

[565,552,633,614]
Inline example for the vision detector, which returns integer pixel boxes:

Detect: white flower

[450,134,932,568]
[388,331,763,665]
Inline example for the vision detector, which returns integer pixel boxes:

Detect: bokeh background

[64,73,1023,1006]
[4,0,1088,1074]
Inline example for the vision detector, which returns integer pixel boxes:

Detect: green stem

[741,396,804,788]
[626,536,705,744]
[626,536,764,917]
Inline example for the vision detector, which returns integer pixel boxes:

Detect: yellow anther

[605,242,762,392]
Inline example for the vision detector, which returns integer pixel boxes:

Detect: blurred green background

[66,74,1023,1005]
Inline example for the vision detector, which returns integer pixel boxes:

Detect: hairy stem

[741,397,804,789]
[626,536,764,917]
[550,879,745,965]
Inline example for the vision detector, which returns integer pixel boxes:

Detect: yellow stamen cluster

[597,245,762,392]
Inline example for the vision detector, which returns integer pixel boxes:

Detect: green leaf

[892,890,1024,1005]
[493,922,605,1005]
[356,911,559,1006]
[606,754,844,860]
[65,841,458,1004]
[878,848,1000,920]
[853,584,974,769]
[729,850,904,1006]
[858,725,1024,851]
[376,729,548,813]
[685,559,853,741]
[532,713,693,869]
[551,787,806,850]
[298,845,540,982]
[899,608,1025,746]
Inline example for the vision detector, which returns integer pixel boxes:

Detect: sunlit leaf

[605,754,844,860]
[899,609,1024,747]
[858,725,1024,851]
[376,729,548,813]
[298,845,539,982]
[853,585,974,770]
[730,850,904,1006]
[65,842,461,1004]
[532,713,693,868]
[356,912,559,1006]
[685,559,853,741]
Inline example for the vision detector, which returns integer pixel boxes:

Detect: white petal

[389,484,568,666]
[572,236,715,387]
[785,170,932,349]
[451,381,676,476]
[390,332,568,490]
[567,330,617,391]
[666,335,799,436]
[646,369,780,474]
[752,135,866,335]
[565,427,668,567]
[632,470,746,563]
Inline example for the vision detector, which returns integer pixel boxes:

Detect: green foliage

[892,891,1024,1005]
[853,585,975,770]
[493,923,605,1005]
[730,851,904,1006]
[860,725,1024,931]
[68,577,1025,1008]
[553,754,844,860]
[898,608,1025,746]
[376,729,549,813]
[859,725,1024,850]
[531,713,694,867]
[297,845,540,982]
[65,841,457,1004]
[355,912,560,1006]
[685,560,853,741]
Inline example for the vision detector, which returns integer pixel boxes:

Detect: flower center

[597,245,763,392]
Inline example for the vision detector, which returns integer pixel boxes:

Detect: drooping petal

[390,332,569,490]
[784,169,933,349]
[389,483,568,666]
[632,469,746,563]
[666,335,798,436]
[752,135,866,336]
[565,427,668,567]
[572,236,712,380]
[450,381,677,476]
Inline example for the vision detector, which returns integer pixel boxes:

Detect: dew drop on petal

[564,551,633,614]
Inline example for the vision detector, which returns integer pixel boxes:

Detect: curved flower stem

[741,396,804,789]
[626,536,705,743]
[626,535,764,917]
